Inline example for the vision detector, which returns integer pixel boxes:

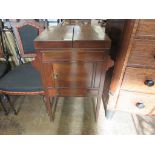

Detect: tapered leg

[42,95,49,114]
[7,95,17,115]
[103,99,107,117]
[52,96,59,121]
[95,96,102,121]
[0,95,9,115]
[105,110,115,120]
[44,95,53,121]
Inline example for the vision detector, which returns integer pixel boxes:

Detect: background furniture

[10,20,44,58]
[0,20,10,77]
[0,20,11,115]
[62,19,91,25]
[107,19,155,115]
[34,25,113,120]
[0,20,46,115]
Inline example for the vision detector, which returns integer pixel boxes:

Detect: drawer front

[135,20,155,38]
[116,90,155,115]
[121,67,155,94]
[47,89,98,96]
[42,49,107,62]
[128,40,155,69]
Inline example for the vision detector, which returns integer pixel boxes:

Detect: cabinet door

[52,62,94,88]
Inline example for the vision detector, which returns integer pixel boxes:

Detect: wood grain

[42,49,107,62]
[107,19,155,115]
[35,25,112,120]
[34,26,74,49]
[135,20,155,39]
[34,26,111,49]
[47,88,98,96]
[116,90,155,115]
[109,20,136,95]
[128,40,155,69]
[121,67,155,94]
[73,25,111,48]
[52,62,94,88]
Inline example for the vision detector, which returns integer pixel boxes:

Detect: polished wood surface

[35,25,112,120]
[35,25,111,49]
[108,19,155,115]
[128,40,155,69]
[116,90,155,115]
[52,62,93,88]
[34,26,73,49]
[108,20,135,96]
[47,88,98,97]
[73,26,111,48]
[41,49,108,62]
[135,20,155,39]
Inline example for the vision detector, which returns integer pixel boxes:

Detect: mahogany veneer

[34,25,113,120]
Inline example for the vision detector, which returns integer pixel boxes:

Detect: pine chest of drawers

[34,25,113,120]
[108,20,155,115]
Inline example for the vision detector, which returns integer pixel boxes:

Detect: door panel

[52,62,94,88]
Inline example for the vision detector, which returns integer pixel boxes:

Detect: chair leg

[7,95,17,115]
[0,95,9,115]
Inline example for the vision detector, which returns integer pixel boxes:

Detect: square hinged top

[34,25,73,49]
[73,25,111,48]
[34,25,111,49]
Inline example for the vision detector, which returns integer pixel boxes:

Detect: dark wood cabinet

[107,19,155,116]
[34,25,113,120]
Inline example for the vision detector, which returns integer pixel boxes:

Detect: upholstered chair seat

[0,63,43,92]
[0,62,8,78]
[0,20,46,117]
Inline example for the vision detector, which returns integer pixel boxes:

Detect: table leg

[44,95,53,121]
[95,95,102,121]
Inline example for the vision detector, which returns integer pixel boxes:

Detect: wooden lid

[34,26,74,49]
[73,25,111,48]
[34,25,111,49]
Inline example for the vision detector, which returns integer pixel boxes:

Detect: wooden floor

[0,95,155,135]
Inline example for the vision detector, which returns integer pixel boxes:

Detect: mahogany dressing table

[34,25,113,121]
